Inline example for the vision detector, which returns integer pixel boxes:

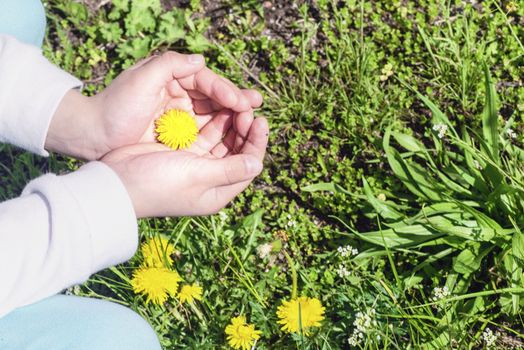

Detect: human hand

[46,52,262,160]
[101,113,269,218]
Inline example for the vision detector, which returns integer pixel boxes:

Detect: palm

[102,116,269,218]
[92,54,259,154]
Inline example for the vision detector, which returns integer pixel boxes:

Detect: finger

[233,110,255,139]
[211,117,269,198]
[210,128,236,158]
[188,90,209,100]
[179,67,250,112]
[127,55,159,71]
[219,77,251,111]
[136,52,205,88]
[240,117,269,159]
[193,99,223,115]
[191,110,233,153]
[242,89,263,108]
[200,153,263,187]
[193,89,261,111]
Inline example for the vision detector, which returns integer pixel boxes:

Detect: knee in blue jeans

[0,295,162,350]
[0,0,46,47]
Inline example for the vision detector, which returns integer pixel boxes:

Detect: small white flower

[377,193,386,201]
[473,160,482,170]
[336,264,351,278]
[506,128,517,139]
[218,211,228,222]
[431,286,450,301]
[65,285,81,296]
[482,327,498,349]
[432,123,448,139]
[286,220,297,228]
[348,333,361,346]
[256,243,273,259]
[337,245,358,257]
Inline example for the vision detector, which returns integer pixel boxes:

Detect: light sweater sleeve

[0,34,82,156]
[0,162,138,317]
[0,35,138,316]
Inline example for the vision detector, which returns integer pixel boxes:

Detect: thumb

[203,154,263,187]
[135,51,205,87]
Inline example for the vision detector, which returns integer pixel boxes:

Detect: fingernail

[188,54,204,64]
[246,158,263,174]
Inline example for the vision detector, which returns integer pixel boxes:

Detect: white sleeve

[0,34,138,317]
[0,162,138,317]
[0,34,82,156]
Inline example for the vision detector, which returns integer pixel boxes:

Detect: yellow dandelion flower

[225,315,261,350]
[130,266,182,305]
[178,283,203,304]
[141,236,175,268]
[277,296,325,334]
[155,109,198,150]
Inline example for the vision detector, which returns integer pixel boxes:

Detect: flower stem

[283,250,298,300]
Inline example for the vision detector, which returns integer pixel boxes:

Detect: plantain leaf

[362,177,403,220]
[482,64,500,165]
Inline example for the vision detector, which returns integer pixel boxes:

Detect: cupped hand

[102,114,269,218]
[47,52,263,160]
[93,52,262,155]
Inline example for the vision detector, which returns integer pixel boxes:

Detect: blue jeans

[0,0,46,47]
[0,1,161,349]
[0,295,161,350]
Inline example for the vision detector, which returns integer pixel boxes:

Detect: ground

[1,0,523,349]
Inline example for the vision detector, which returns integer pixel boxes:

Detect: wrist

[45,90,107,160]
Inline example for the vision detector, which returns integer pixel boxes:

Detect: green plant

[351,65,524,346]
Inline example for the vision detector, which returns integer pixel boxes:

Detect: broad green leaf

[391,131,426,154]
[482,64,500,165]
[301,182,353,196]
[362,177,403,220]
[356,224,443,248]
[384,127,442,200]
[453,244,491,274]
[512,231,524,265]
[424,215,496,242]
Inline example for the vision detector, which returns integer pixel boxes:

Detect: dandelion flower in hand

[131,266,182,305]
[155,109,198,150]
[277,296,325,334]
[141,236,175,268]
[225,315,262,350]
[178,283,203,304]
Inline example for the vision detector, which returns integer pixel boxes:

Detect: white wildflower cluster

[431,286,450,301]
[65,285,81,296]
[218,210,228,222]
[473,160,483,170]
[432,123,448,139]
[506,128,517,139]
[380,63,394,81]
[256,243,273,259]
[337,245,359,257]
[336,264,350,278]
[482,328,498,349]
[347,309,378,347]
[286,214,297,228]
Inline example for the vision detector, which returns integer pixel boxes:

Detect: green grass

[1,0,523,348]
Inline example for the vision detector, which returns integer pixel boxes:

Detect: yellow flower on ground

[141,236,175,268]
[225,315,262,350]
[277,296,325,334]
[155,109,198,150]
[178,283,203,304]
[130,266,182,305]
